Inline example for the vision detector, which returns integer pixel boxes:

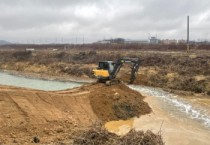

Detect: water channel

[0,71,83,90]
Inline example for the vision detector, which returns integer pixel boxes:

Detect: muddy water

[129,85,210,128]
[106,85,210,145]
[105,119,134,135]
[0,72,83,90]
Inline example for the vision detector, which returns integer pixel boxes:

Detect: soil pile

[88,83,151,121]
[0,82,151,144]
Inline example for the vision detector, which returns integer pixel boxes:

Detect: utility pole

[187,16,190,53]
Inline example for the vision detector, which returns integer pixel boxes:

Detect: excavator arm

[110,58,140,83]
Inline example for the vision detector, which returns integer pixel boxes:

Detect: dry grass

[73,123,164,145]
[0,46,209,94]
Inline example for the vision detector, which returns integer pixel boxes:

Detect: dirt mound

[88,83,151,121]
[73,124,164,145]
[0,83,151,144]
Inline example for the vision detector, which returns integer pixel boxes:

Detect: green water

[0,72,83,91]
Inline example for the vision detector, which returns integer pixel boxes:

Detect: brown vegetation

[1,43,210,51]
[0,46,209,95]
[73,123,164,145]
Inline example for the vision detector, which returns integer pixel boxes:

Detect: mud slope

[89,83,151,121]
[0,83,151,144]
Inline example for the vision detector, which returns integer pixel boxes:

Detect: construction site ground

[0,82,151,144]
[0,47,209,144]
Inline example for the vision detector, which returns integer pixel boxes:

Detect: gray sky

[0,0,210,43]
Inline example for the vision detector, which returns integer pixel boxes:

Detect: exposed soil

[89,83,151,121]
[0,82,151,144]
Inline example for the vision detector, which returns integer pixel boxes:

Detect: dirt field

[0,82,151,144]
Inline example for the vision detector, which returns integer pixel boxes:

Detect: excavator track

[105,79,121,86]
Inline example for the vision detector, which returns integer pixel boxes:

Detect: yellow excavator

[92,58,140,85]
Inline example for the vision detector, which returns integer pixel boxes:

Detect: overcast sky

[0,0,210,43]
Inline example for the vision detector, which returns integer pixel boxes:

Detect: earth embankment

[0,82,151,144]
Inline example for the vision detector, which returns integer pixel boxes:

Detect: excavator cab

[93,61,114,80]
[93,58,140,84]
[98,61,115,73]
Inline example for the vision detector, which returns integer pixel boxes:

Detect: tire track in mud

[0,91,30,125]
[0,87,93,125]
[36,92,52,105]
[7,93,30,123]
[9,92,49,124]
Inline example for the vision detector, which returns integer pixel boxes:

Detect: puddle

[105,119,134,135]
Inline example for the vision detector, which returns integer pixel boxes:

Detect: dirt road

[0,83,151,144]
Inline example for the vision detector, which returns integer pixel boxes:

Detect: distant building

[161,39,178,44]
[96,39,149,44]
[178,40,186,44]
[96,40,111,44]
[110,38,125,43]
[125,39,149,44]
[96,38,125,44]
[149,37,159,44]
[196,39,209,44]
